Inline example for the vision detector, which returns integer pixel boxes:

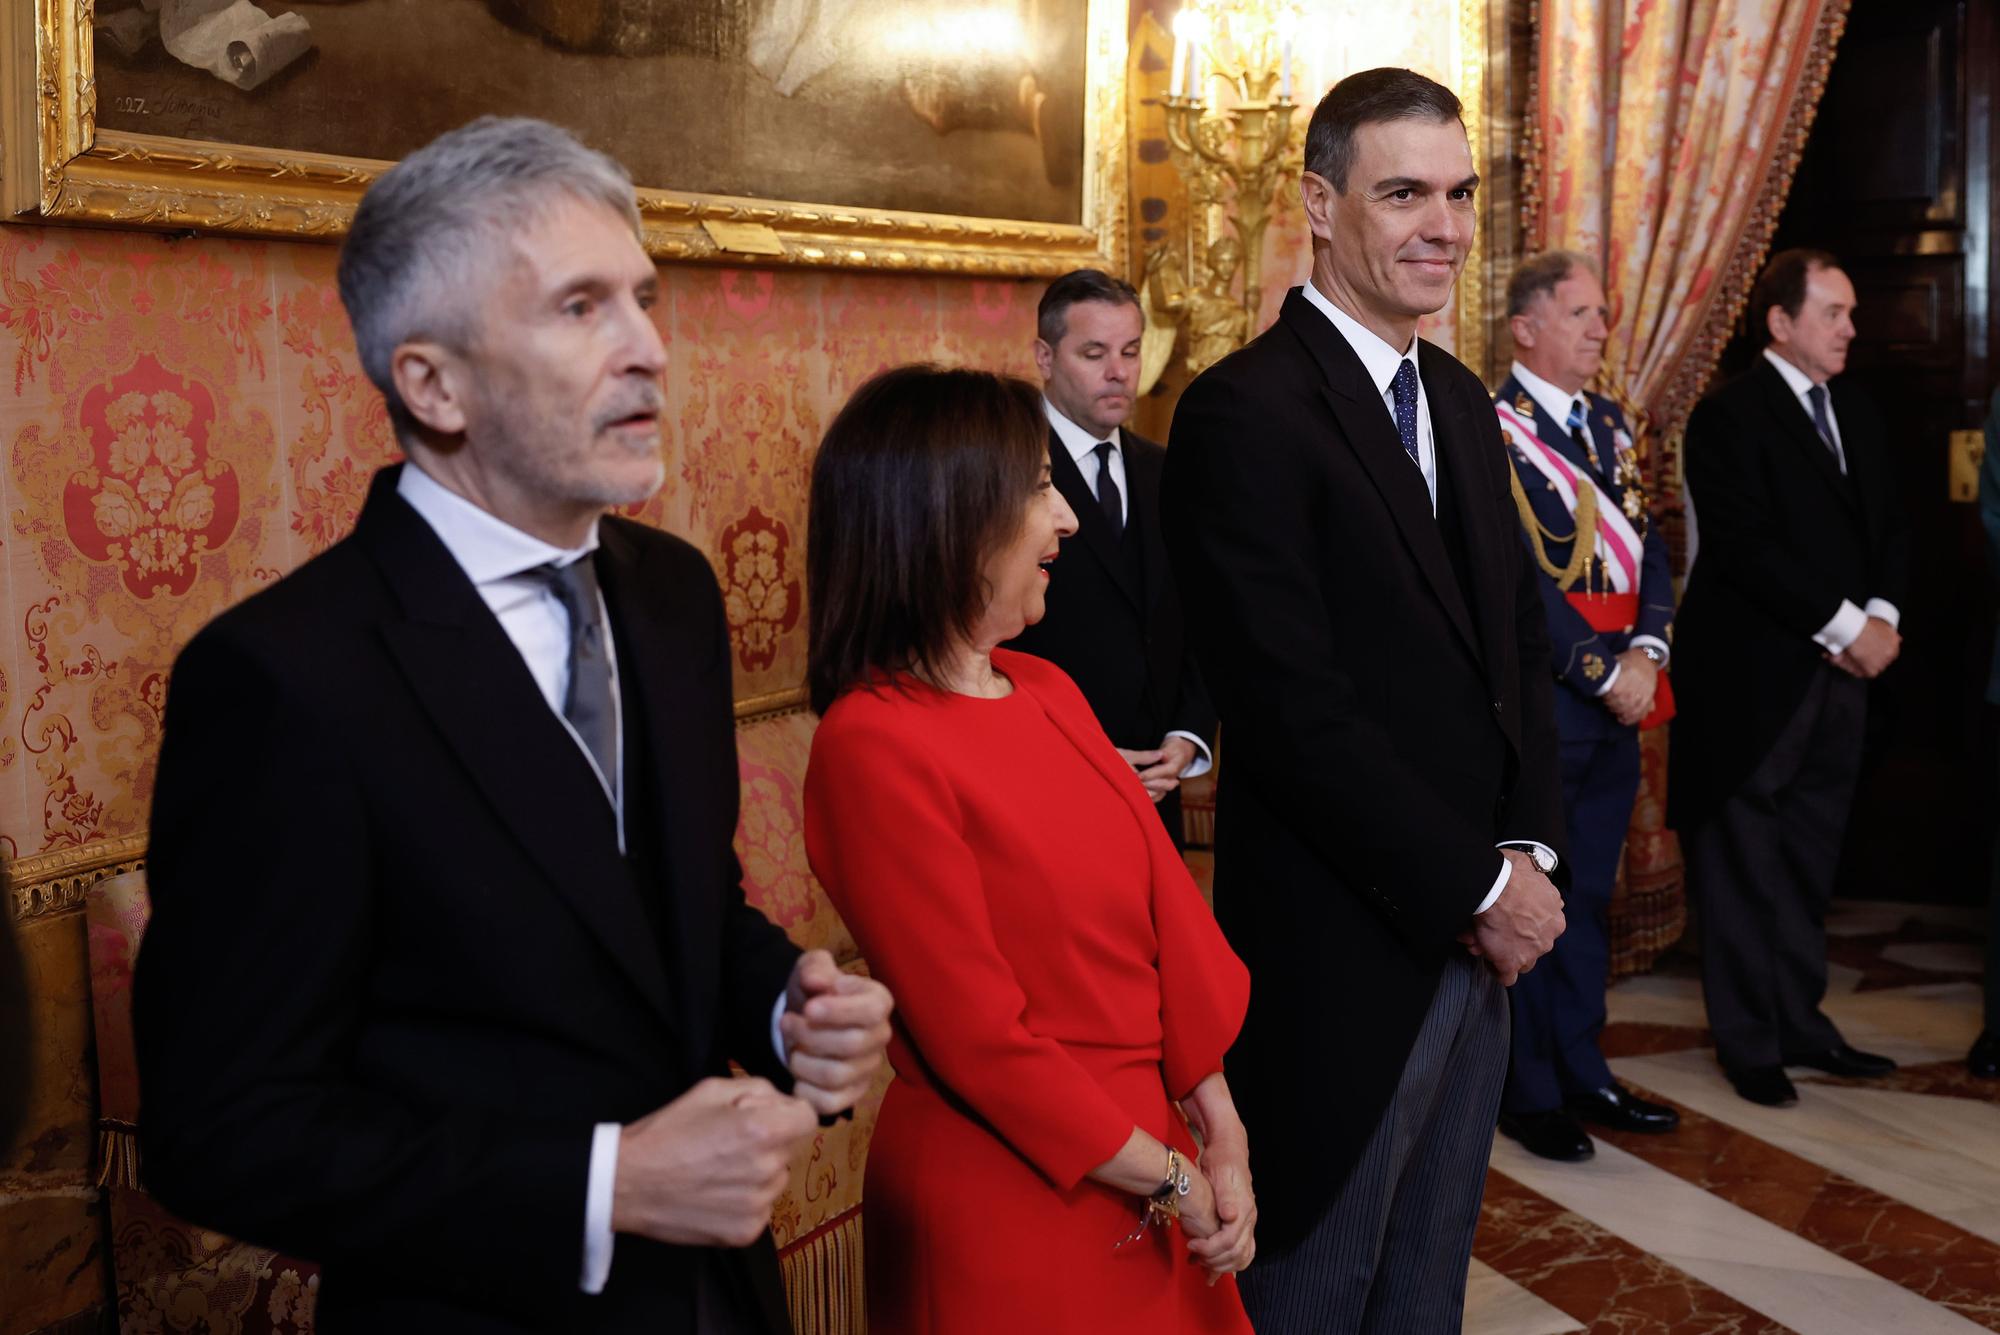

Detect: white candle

[1280,37,1293,101]
[1170,29,1187,97]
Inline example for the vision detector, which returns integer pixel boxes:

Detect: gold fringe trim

[97,1119,141,1190]
[779,1210,866,1335]
[1520,0,1544,249]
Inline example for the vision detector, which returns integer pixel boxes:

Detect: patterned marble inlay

[1597,1082,2000,1330]
[1475,1171,1790,1334]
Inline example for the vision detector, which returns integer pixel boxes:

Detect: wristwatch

[1522,845,1556,874]
[1638,644,1666,665]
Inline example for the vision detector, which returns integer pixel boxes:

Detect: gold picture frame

[0,0,1129,279]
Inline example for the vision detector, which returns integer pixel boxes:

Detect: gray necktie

[539,557,618,805]
[1806,384,1845,473]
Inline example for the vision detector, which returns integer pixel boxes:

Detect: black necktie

[1093,441,1124,539]
[539,557,618,806]
[1807,385,1844,473]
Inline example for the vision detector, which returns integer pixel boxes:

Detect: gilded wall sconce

[1139,1,1305,391]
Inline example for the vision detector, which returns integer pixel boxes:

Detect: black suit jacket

[1162,289,1566,1254]
[134,467,800,1334]
[1669,357,1909,827]
[1005,424,1215,840]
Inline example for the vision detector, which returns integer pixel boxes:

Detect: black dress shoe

[1785,1043,1897,1079]
[1968,1030,2000,1079]
[1567,1081,1680,1134]
[1726,1065,1799,1107]
[1498,1108,1595,1162]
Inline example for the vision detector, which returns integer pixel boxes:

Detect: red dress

[805,649,1253,1334]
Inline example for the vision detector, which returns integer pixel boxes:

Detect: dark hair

[1749,248,1842,345]
[1506,249,1599,319]
[807,364,1048,714]
[1037,269,1142,346]
[1305,67,1463,193]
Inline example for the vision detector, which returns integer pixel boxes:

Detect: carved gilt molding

[7,0,1129,279]
[7,831,147,923]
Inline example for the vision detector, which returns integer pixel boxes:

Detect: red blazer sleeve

[1009,653,1250,1100]
[805,702,1136,1190]
[1150,811,1249,1099]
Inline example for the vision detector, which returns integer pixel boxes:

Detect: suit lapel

[1758,359,1859,514]
[592,522,714,1037]
[1049,429,1143,611]
[1123,437,1171,614]
[1423,347,1507,691]
[358,469,680,1034]
[1019,661,1180,889]
[1281,292,1482,666]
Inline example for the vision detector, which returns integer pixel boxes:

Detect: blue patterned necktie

[1565,398,1603,474]
[1390,359,1420,466]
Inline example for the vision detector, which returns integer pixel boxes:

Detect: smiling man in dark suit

[134,117,892,1334]
[1005,269,1215,844]
[1164,68,1567,1334]
[1671,248,1908,1108]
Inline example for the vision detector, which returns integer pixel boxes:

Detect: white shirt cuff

[1475,856,1510,915]
[1477,841,1558,915]
[1593,661,1622,698]
[1165,730,1213,778]
[1814,599,1868,653]
[1629,635,1670,667]
[581,1122,621,1293]
[771,990,790,1065]
[1863,598,1901,630]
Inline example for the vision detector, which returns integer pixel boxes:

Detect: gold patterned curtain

[1528,0,1850,971]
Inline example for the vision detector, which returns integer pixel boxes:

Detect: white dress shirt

[1300,284,1558,913]
[396,465,789,1295]
[1760,348,1901,653]
[1301,280,1440,512]
[1042,397,1213,780]
[1508,361,1672,691]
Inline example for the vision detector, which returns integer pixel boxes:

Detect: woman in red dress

[803,365,1256,1333]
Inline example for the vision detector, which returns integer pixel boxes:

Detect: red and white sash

[1494,400,1643,593]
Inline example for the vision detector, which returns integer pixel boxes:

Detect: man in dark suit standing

[134,117,892,1334]
[1490,251,1681,1160]
[1005,269,1215,844]
[1672,248,1907,1107]
[1163,69,1567,1333]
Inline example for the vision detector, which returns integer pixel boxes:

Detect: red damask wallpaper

[0,220,1043,1334]
[0,227,1042,862]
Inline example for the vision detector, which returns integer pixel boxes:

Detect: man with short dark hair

[1490,251,1682,1160]
[1164,69,1567,1331]
[135,117,893,1333]
[1006,269,1215,844]
[1671,246,1908,1108]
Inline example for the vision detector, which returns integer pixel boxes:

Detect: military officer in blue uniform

[1490,251,1681,1160]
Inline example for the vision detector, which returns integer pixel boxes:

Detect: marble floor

[1461,899,1998,1335]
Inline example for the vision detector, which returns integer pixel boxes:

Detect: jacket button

[1491,700,1503,714]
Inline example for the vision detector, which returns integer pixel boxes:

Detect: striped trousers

[1238,954,1509,1334]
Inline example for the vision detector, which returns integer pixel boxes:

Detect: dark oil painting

[92,0,1090,225]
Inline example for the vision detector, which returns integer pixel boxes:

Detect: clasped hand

[1455,848,1565,986]
[1602,649,1657,727]
[612,950,892,1249]
[1827,617,1900,680]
